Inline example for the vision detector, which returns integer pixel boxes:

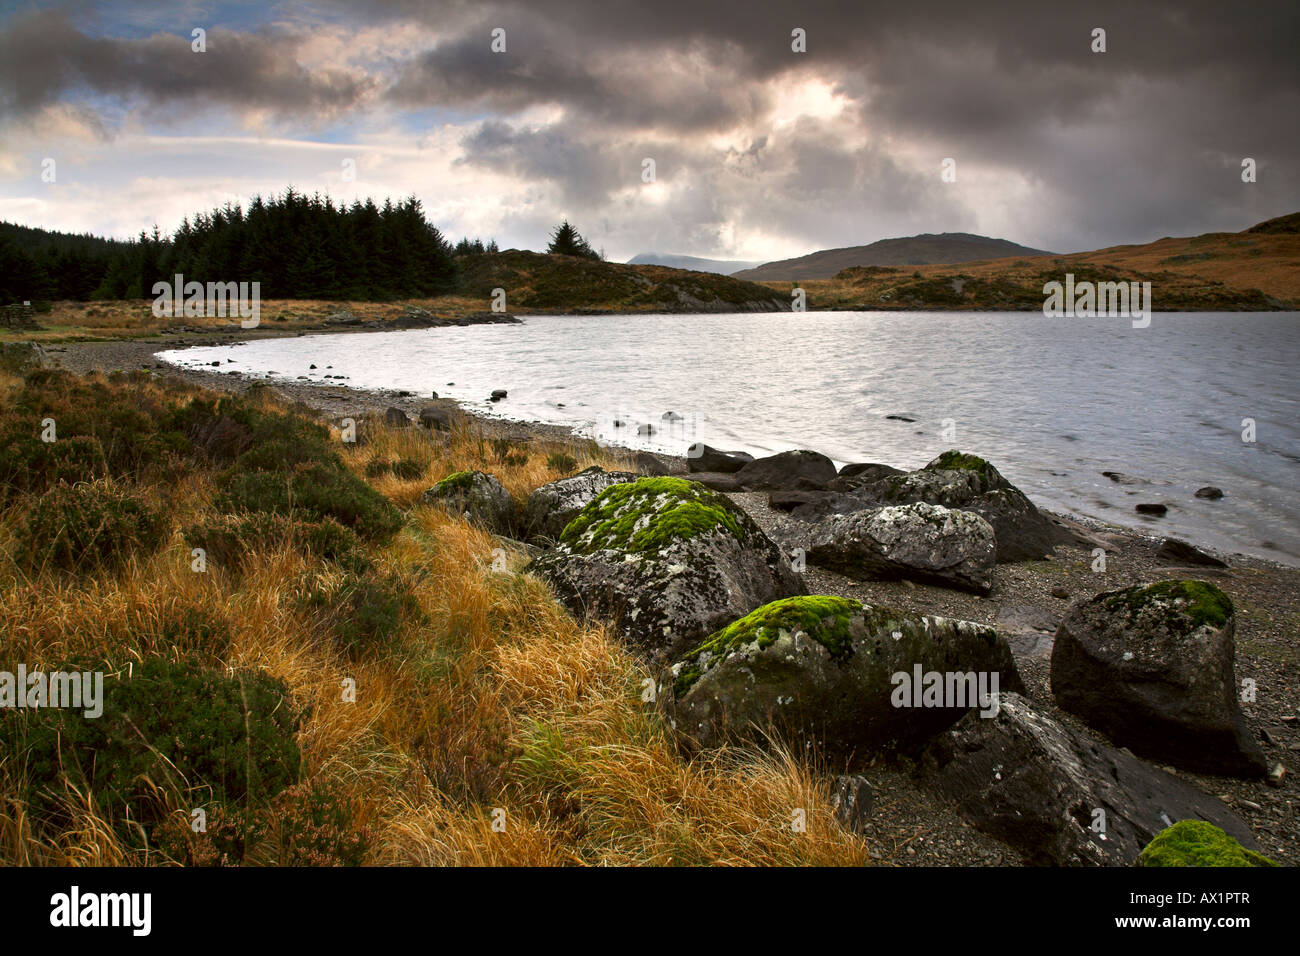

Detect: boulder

[767,489,828,513]
[682,471,741,492]
[522,466,639,541]
[686,443,755,474]
[735,449,837,490]
[1194,486,1225,500]
[830,775,874,834]
[418,405,459,431]
[528,477,803,661]
[1135,503,1168,516]
[667,596,1023,759]
[1156,537,1227,568]
[1050,581,1267,778]
[422,470,516,535]
[919,693,1261,866]
[805,502,996,594]
[635,451,676,475]
[837,462,904,482]
[869,451,1055,562]
[384,406,410,428]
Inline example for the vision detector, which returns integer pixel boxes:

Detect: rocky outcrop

[667,596,1022,760]
[919,693,1261,866]
[734,449,838,490]
[1050,581,1267,778]
[805,502,996,594]
[422,470,517,535]
[528,477,803,661]
[522,466,639,541]
[869,451,1055,562]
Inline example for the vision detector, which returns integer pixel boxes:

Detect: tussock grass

[0,370,868,866]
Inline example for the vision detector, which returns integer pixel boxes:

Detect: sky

[0,0,1296,263]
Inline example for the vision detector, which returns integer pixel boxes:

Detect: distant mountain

[626,252,765,274]
[731,232,1055,281]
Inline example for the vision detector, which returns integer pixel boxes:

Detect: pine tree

[546,220,601,260]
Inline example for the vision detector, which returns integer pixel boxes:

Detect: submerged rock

[528,477,802,661]
[920,693,1261,866]
[806,502,996,594]
[1050,581,1267,778]
[667,596,1022,759]
[422,470,517,536]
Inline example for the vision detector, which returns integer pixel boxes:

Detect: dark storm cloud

[4,0,1296,252]
[0,8,374,119]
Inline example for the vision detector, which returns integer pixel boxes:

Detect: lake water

[157,311,1300,565]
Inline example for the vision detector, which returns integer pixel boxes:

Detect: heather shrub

[3,658,305,838]
[20,480,167,573]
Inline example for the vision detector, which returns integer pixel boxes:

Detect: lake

[157,311,1300,564]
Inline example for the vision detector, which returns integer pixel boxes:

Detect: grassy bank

[0,365,867,866]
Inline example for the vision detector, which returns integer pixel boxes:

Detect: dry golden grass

[0,374,869,867]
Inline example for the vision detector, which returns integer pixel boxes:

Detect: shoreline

[37,326,1300,866]
[43,320,1298,573]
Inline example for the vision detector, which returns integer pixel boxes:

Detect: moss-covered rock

[558,476,746,554]
[421,469,517,535]
[522,465,639,541]
[668,598,1024,758]
[867,450,1055,562]
[1137,820,1278,867]
[529,477,803,660]
[1051,580,1266,778]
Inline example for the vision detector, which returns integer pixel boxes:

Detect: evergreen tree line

[0,194,605,305]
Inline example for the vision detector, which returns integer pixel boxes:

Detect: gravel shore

[50,329,1299,867]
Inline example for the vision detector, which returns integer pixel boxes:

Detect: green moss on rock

[1102,580,1234,631]
[558,477,747,556]
[1137,820,1278,867]
[927,450,995,479]
[674,596,860,695]
[434,470,476,493]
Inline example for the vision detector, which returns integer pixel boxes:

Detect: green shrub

[215,464,402,541]
[20,481,167,573]
[155,781,369,867]
[365,456,427,480]
[183,514,371,574]
[299,569,420,657]
[4,658,305,837]
[547,452,578,473]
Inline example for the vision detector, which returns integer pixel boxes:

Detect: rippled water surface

[159,311,1300,564]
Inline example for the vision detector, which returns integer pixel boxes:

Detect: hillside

[626,252,764,274]
[458,250,788,312]
[732,232,1054,281]
[770,215,1300,311]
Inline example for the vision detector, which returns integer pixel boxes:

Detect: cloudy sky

[1,0,1296,262]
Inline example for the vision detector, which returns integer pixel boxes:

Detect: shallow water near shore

[157,310,1300,564]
